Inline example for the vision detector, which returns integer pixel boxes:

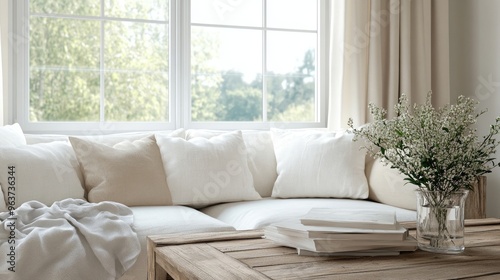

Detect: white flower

[348,92,500,195]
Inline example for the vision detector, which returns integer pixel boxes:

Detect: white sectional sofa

[0,124,418,280]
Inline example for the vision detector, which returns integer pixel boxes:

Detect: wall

[450,0,500,218]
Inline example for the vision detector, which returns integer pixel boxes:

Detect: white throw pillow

[69,135,173,206]
[0,141,84,208]
[0,123,27,211]
[0,123,26,147]
[271,129,369,199]
[185,129,278,197]
[156,131,261,207]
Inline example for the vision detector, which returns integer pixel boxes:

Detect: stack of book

[264,208,417,256]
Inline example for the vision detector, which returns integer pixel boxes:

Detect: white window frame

[10,0,329,134]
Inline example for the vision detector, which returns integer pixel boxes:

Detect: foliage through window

[15,0,325,132]
[28,0,169,123]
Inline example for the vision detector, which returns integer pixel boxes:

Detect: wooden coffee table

[147,218,500,280]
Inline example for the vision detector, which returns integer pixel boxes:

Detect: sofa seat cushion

[131,205,235,236]
[200,198,417,230]
[120,206,235,280]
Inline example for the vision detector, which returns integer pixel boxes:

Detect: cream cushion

[185,129,277,197]
[271,129,369,199]
[201,198,417,230]
[122,206,234,280]
[366,158,418,210]
[0,141,84,208]
[156,130,261,207]
[69,135,172,206]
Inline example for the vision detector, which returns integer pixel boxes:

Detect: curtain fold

[328,0,450,129]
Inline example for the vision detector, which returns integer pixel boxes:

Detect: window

[11,0,328,133]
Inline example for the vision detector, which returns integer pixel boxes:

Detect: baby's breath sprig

[348,92,500,194]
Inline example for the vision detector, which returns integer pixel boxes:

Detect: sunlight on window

[190,0,318,122]
[28,0,169,122]
[22,0,325,131]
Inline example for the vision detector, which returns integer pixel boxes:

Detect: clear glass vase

[415,189,469,254]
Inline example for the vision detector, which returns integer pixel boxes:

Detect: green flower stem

[348,92,500,194]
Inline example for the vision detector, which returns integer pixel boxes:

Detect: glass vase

[415,189,469,254]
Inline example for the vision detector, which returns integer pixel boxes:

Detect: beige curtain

[328,0,450,129]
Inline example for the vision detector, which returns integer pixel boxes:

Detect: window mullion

[318,0,328,126]
[179,0,190,129]
[14,0,31,127]
[262,0,268,123]
[169,0,177,127]
[99,0,105,123]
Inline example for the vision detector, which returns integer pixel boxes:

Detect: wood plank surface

[148,230,264,280]
[149,229,263,246]
[156,244,270,280]
[149,218,500,280]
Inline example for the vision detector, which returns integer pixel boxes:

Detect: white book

[300,208,399,230]
[272,221,408,241]
[264,227,417,253]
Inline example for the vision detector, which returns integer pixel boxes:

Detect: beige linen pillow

[69,135,172,206]
[156,130,261,208]
[271,129,369,199]
[0,141,84,208]
[366,158,418,210]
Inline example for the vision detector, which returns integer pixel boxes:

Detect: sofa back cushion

[185,129,277,197]
[25,130,183,145]
[69,135,173,206]
[0,141,84,208]
[156,131,262,207]
[365,157,418,210]
[271,129,369,199]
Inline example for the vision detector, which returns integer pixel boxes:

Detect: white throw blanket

[0,199,140,280]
